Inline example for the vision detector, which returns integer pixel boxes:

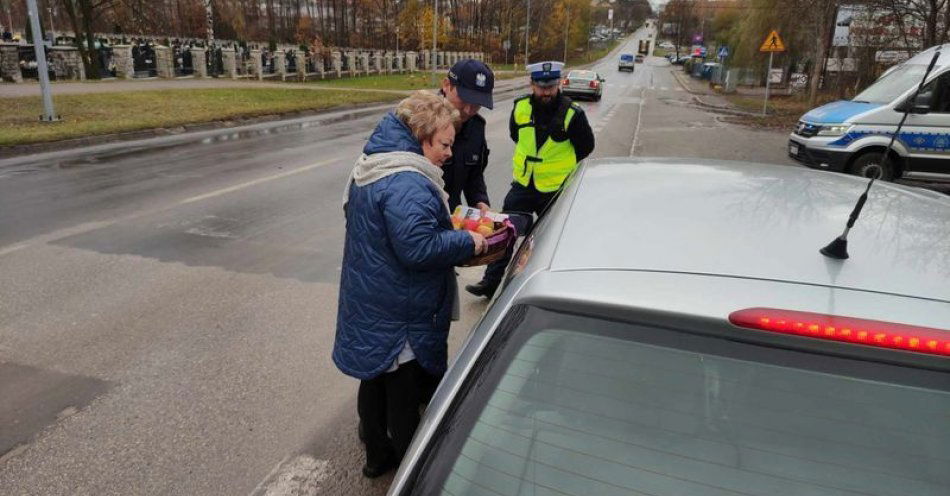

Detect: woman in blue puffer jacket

[334,90,487,478]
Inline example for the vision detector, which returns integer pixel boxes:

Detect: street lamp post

[524,0,530,66]
[563,6,569,63]
[26,0,57,121]
[46,2,55,44]
[431,0,438,85]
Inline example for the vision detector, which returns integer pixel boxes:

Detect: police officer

[440,59,495,213]
[466,61,595,298]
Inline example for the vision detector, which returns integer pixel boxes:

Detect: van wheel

[850,152,895,181]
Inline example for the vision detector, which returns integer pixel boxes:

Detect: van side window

[925,73,950,113]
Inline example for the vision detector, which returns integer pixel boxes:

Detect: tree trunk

[808,1,836,107]
[79,0,103,79]
[61,0,94,77]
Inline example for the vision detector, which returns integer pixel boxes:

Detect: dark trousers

[483,182,558,284]
[357,360,439,466]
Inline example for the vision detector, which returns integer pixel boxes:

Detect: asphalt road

[0,30,797,495]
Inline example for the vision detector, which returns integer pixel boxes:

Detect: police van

[789,44,950,182]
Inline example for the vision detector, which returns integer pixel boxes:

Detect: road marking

[252,454,330,496]
[629,87,647,157]
[0,159,337,258]
[180,159,335,205]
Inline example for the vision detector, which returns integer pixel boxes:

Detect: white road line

[180,159,335,205]
[0,159,337,258]
[629,87,647,157]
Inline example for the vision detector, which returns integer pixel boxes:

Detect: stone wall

[191,48,207,77]
[222,50,238,78]
[1,43,485,83]
[154,46,174,79]
[113,45,134,79]
[1,44,23,83]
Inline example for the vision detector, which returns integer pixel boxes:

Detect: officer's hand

[468,231,487,255]
[476,202,491,217]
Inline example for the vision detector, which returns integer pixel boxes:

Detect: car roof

[544,158,950,303]
[905,43,950,67]
[568,70,595,76]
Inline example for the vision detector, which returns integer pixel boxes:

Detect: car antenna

[820,49,941,260]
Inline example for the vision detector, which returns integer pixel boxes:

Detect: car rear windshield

[853,63,928,103]
[621,55,634,61]
[409,306,949,496]
[567,71,594,79]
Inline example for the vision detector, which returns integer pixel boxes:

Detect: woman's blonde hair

[395,90,460,144]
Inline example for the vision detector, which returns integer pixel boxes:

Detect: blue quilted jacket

[333,113,475,380]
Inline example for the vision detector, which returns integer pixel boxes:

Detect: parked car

[560,70,604,101]
[635,54,645,63]
[387,157,950,496]
[672,55,690,65]
[659,41,676,49]
[789,43,950,182]
[618,54,635,72]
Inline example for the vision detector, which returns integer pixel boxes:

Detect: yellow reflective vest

[511,96,579,193]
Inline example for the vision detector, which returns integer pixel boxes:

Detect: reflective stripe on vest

[511,98,578,193]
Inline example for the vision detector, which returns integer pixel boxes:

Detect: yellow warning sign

[759,30,786,52]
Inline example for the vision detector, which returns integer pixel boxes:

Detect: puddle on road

[0,362,112,459]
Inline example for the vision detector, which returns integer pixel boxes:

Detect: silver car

[561,70,604,101]
[388,158,950,496]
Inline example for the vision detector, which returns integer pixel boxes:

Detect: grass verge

[721,94,838,130]
[0,87,400,147]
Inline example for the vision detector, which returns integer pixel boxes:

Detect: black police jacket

[443,113,491,211]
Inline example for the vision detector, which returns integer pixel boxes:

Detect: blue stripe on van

[829,131,950,151]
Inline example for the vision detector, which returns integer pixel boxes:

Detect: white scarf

[342,151,450,214]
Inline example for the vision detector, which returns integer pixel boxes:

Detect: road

[0,29,794,495]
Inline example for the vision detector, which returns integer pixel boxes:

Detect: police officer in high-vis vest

[466,61,595,298]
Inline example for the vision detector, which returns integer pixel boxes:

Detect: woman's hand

[468,231,487,255]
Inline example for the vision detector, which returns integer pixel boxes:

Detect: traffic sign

[718,46,729,59]
[760,30,786,52]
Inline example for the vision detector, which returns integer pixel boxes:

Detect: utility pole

[524,0,531,66]
[26,0,57,121]
[431,0,438,85]
[46,1,55,44]
[563,6,570,63]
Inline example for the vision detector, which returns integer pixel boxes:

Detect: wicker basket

[460,219,517,267]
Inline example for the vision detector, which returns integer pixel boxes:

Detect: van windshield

[410,306,950,496]
[854,64,928,103]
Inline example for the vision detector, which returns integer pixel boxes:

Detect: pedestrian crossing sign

[760,30,786,52]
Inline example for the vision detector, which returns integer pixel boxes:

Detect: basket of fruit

[451,207,518,267]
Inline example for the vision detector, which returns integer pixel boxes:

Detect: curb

[1,77,530,161]
[670,67,704,96]
[0,102,397,167]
